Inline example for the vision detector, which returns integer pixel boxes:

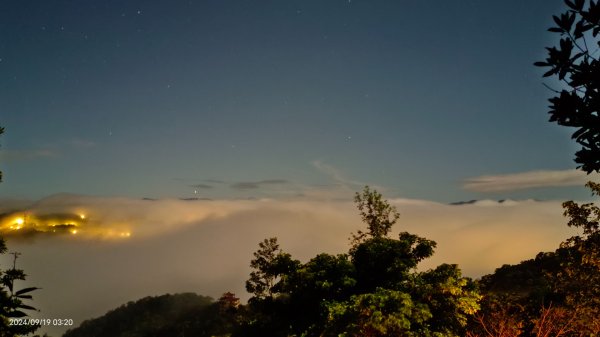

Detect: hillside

[61,293,230,337]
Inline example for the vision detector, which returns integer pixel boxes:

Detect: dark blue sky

[0,0,585,201]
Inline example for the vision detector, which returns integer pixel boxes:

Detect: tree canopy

[467,183,600,336]
[535,0,600,173]
[352,186,400,242]
[238,187,480,337]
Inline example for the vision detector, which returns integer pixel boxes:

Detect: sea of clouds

[0,194,580,335]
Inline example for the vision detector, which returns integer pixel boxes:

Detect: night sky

[1,0,590,202]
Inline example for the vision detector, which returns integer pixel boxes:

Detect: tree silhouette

[0,249,40,336]
[241,187,479,337]
[535,0,600,173]
[550,182,600,334]
[351,186,400,246]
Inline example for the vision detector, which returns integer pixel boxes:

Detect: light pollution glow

[0,212,132,239]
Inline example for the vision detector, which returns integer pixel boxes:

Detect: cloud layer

[463,169,600,192]
[0,194,581,336]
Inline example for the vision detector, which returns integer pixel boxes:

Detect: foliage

[323,288,432,337]
[415,264,481,334]
[562,181,600,236]
[351,186,400,245]
[279,253,356,334]
[239,187,480,337]
[548,181,600,334]
[535,0,600,173]
[0,244,41,337]
[245,237,300,299]
[0,242,40,337]
[468,182,600,336]
[245,237,280,299]
[351,233,435,293]
[467,300,524,337]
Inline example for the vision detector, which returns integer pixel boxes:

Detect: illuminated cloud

[2,193,578,275]
[0,194,252,240]
[463,169,600,192]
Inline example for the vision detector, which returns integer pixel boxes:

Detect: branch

[543,83,561,94]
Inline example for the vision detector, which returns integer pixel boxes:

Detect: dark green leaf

[15,287,39,296]
[543,68,558,77]
[553,15,562,27]
[566,0,578,10]
[6,310,28,318]
[571,52,585,61]
[17,304,37,311]
[567,12,576,30]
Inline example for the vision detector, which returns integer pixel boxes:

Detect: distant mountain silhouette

[449,199,478,205]
[448,199,519,206]
[62,293,224,337]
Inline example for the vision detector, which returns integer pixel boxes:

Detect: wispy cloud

[463,169,600,192]
[204,179,227,184]
[230,179,288,190]
[0,149,58,161]
[311,160,364,189]
[0,138,97,163]
[190,184,213,189]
